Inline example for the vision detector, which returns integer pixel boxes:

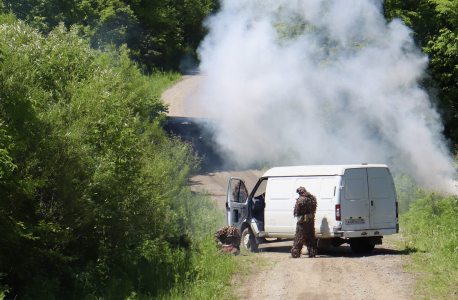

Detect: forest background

[0,0,458,299]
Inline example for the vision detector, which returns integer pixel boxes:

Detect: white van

[226,164,399,253]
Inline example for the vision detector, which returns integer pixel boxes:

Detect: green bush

[401,191,458,297]
[156,236,237,300]
[0,0,216,70]
[0,15,231,299]
[393,171,458,297]
[384,0,458,143]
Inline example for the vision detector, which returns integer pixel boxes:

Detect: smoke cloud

[196,0,457,192]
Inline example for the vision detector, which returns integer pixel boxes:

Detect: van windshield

[253,179,267,198]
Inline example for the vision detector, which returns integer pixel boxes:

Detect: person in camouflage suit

[291,187,318,258]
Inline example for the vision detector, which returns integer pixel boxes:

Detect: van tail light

[335,204,341,221]
[396,202,398,218]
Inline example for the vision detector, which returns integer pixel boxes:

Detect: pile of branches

[214,226,241,254]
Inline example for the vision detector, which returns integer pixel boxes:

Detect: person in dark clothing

[291,186,318,258]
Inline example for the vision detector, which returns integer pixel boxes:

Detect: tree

[384,0,458,142]
[0,15,203,298]
[0,0,216,70]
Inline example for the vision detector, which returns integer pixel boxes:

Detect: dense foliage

[0,15,231,299]
[384,0,458,143]
[401,191,458,298]
[0,0,216,70]
[384,5,458,293]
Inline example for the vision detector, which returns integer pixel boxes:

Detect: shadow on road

[257,239,406,258]
[164,117,225,173]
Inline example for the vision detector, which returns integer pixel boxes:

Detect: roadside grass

[153,237,239,300]
[152,243,271,300]
[93,192,240,300]
[148,71,182,97]
[398,191,458,299]
[126,71,244,300]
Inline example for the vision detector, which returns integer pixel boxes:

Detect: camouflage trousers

[291,222,317,258]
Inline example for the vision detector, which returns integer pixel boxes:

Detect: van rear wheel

[241,228,259,252]
[350,239,375,254]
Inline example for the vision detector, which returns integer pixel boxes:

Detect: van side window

[230,180,248,203]
[253,179,267,198]
[345,178,366,200]
[370,177,390,198]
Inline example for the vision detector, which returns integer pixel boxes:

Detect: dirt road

[161,71,210,118]
[162,73,416,300]
[234,237,414,300]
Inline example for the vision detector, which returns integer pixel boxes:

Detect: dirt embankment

[162,73,416,300]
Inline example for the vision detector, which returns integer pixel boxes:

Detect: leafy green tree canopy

[0,13,207,298]
[385,0,458,142]
[0,0,216,70]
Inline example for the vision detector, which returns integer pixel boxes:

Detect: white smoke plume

[196,0,457,192]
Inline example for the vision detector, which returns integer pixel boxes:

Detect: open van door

[226,178,249,229]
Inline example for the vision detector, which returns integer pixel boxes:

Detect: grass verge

[148,71,182,96]
[397,192,458,299]
[151,243,271,300]
[154,237,239,300]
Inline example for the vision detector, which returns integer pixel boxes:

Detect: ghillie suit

[214,226,241,254]
[291,187,317,258]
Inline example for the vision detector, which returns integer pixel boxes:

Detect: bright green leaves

[1,0,215,70]
[0,17,206,299]
[425,29,458,134]
[384,0,458,141]
[429,0,458,29]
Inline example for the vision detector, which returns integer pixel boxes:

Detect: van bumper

[338,228,398,238]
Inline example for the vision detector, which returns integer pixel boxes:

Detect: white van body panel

[262,164,388,177]
[264,175,341,237]
[265,177,295,234]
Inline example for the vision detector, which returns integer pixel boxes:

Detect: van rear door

[341,168,371,230]
[367,168,397,229]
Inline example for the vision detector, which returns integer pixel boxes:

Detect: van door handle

[371,201,374,206]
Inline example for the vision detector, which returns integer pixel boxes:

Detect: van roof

[262,164,389,177]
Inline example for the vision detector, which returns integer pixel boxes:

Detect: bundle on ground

[214,226,241,254]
